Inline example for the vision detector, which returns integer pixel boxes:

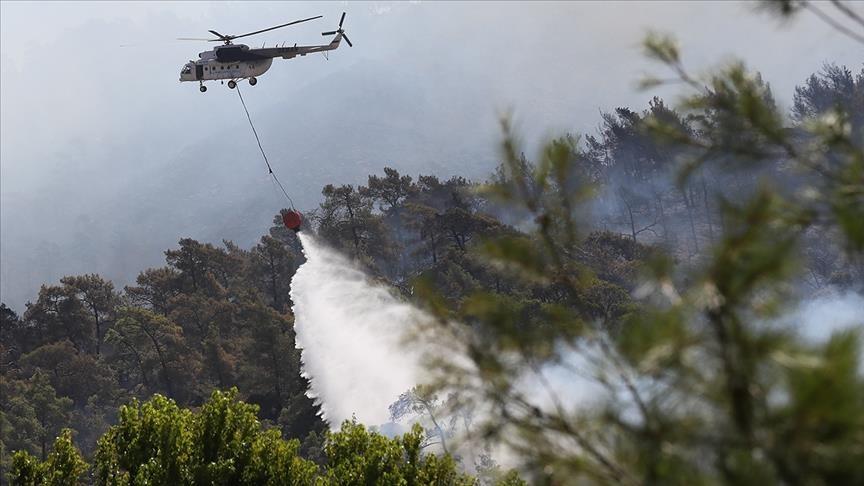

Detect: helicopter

[179,12,352,92]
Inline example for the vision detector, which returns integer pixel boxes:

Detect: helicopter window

[181,66,191,74]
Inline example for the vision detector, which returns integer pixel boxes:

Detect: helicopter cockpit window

[181,65,192,75]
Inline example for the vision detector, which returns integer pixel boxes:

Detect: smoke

[782,289,864,343]
[290,233,433,425]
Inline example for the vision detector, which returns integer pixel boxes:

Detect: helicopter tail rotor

[322,12,352,47]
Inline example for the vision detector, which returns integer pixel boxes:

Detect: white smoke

[788,290,864,342]
[771,289,864,364]
[290,233,434,426]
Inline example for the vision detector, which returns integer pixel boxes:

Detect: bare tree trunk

[343,193,362,251]
[620,191,638,241]
[683,187,699,255]
[654,192,670,247]
[139,324,175,399]
[40,416,47,460]
[269,346,283,405]
[268,252,280,310]
[94,308,102,357]
[702,175,714,243]
[118,337,150,389]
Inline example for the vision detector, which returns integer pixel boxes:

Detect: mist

[784,290,864,343]
[1,1,858,311]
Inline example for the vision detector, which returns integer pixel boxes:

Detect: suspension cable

[236,84,296,209]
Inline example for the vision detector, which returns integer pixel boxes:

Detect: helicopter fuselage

[179,57,272,82]
[179,44,276,82]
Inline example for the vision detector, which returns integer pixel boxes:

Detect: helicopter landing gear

[228,80,237,89]
[199,84,207,93]
[249,77,257,86]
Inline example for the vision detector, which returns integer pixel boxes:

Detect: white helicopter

[179,13,352,92]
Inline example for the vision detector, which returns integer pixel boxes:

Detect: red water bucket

[282,210,302,232]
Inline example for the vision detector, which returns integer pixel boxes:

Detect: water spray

[290,233,430,425]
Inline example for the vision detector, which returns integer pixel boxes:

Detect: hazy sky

[0,1,859,309]
[2,1,858,177]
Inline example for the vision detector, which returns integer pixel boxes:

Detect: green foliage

[93,389,318,486]
[317,183,395,269]
[248,235,301,311]
[642,31,680,66]
[10,429,88,486]
[7,391,482,485]
[793,64,864,128]
[363,166,418,212]
[108,307,192,402]
[21,340,115,405]
[59,274,120,357]
[324,421,475,485]
[769,329,864,484]
[3,228,324,479]
[13,371,75,462]
[94,394,193,484]
[479,236,549,284]
[493,470,527,486]
[241,429,318,486]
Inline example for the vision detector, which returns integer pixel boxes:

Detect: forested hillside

[0,60,501,313]
[1,50,862,486]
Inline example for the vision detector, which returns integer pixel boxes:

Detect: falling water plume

[290,233,433,426]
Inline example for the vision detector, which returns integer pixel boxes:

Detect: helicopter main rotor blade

[228,15,323,41]
[208,30,228,40]
[342,34,353,47]
[339,12,346,28]
[322,30,338,36]
[177,37,215,41]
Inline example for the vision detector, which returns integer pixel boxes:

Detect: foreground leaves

[11,390,525,485]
